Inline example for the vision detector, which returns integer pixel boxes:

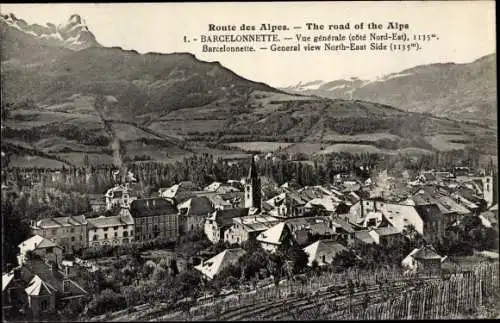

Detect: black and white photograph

[0,1,498,321]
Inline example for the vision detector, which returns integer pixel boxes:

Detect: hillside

[282,54,497,127]
[0,13,497,169]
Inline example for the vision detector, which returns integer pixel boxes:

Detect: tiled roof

[354,231,376,244]
[210,208,249,228]
[25,275,57,296]
[35,215,87,228]
[412,245,442,260]
[375,225,401,236]
[178,196,214,216]
[194,248,247,280]
[87,215,126,228]
[257,222,288,245]
[233,214,279,232]
[18,235,59,250]
[303,239,347,266]
[130,198,177,218]
[413,204,443,223]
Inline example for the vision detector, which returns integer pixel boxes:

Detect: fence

[347,263,499,320]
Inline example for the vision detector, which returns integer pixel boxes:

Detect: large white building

[87,209,135,247]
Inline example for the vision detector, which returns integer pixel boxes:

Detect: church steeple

[245,155,261,213]
[248,154,258,179]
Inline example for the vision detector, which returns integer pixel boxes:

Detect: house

[369,226,402,247]
[220,154,253,166]
[202,191,244,210]
[31,215,88,253]
[331,218,356,247]
[305,196,341,213]
[105,183,136,210]
[285,216,337,246]
[88,194,106,212]
[87,209,135,247]
[401,245,445,275]
[413,204,445,244]
[17,236,63,267]
[256,222,293,253]
[354,230,377,246]
[350,200,444,242]
[129,198,179,242]
[2,260,87,319]
[204,182,241,194]
[224,214,279,245]
[205,208,249,243]
[266,192,307,218]
[159,181,199,204]
[194,248,247,280]
[178,196,215,234]
[303,239,347,267]
[479,211,498,229]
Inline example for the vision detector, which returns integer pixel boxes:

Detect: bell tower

[245,156,261,212]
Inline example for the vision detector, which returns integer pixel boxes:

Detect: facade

[413,204,445,244]
[244,156,262,213]
[17,235,63,267]
[285,216,337,246]
[178,196,215,234]
[266,192,307,218]
[2,260,87,320]
[205,208,249,243]
[402,245,444,274]
[482,174,495,208]
[129,198,179,242]
[224,214,279,245]
[159,181,199,204]
[87,209,135,247]
[105,184,136,210]
[31,215,88,253]
[256,222,293,253]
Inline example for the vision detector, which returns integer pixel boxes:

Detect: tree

[286,245,309,274]
[169,259,179,277]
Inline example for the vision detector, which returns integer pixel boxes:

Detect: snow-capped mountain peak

[0,12,101,50]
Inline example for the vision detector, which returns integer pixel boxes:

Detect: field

[8,155,70,169]
[56,152,114,167]
[226,142,293,152]
[425,135,470,151]
[318,144,387,155]
[149,119,226,136]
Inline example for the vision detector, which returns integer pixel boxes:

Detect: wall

[88,224,135,247]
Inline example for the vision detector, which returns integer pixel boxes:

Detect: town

[2,152,498,321]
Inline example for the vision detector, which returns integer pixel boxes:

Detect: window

[93,235,98,241]
[114,226,118,230]
[70,228,75,233]
[40,299,49,311]
[51,229,57,235]
[46,247,54,253]
[104,234,108,239]
[71,236,75,242]
[123,231,128,237]
[123,225,127,229]
[114,232,118,238]
[103,228,109,232]
[130,230,134,235]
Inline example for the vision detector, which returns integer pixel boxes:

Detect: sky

[1,1,496,88]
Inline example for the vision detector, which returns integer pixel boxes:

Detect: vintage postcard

[1,1,497,321]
